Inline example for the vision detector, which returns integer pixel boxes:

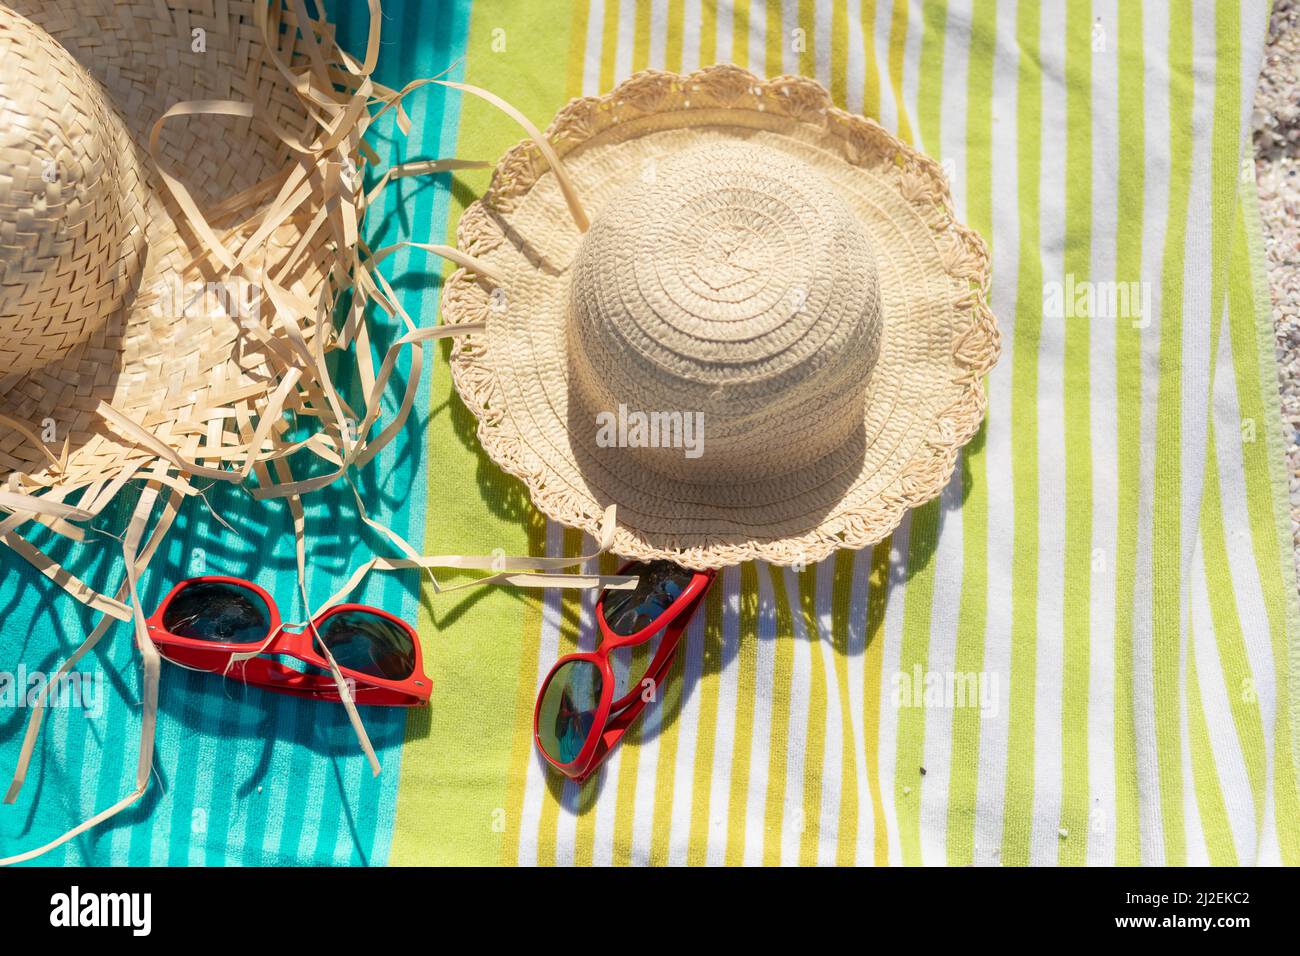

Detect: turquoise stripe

[0,0,473,867]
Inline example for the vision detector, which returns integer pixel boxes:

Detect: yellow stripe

[685,579,726,864]
[797,566,829,865]
[565,0,592,97]
[600,0,621,91]
[798,0,817,77]
[886,0,912,142]
[610,636,654,863]
[762,563,798,865]
[830,550,860,865]
[535,528,586,865]
[860,0,881,119]
[1186,622,1238,864]
[864,540,891,864]
[648,626,689,863]
[699,0,718,67]
[633,0,652,72]
[499,512,550,866]
[665,0,685,72]
[830,0,849,106]
[732,0,750,67]
[767,0,784,75]
[724,562,761,864]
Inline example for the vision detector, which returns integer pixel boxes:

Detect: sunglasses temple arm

[581,606,699,780]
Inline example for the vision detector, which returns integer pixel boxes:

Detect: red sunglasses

[145,576,430,706]
[533,560,716,783]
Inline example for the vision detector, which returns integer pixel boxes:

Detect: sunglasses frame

[533,561,716,784]
[146,575,430,706]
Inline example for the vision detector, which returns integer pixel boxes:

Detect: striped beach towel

[2,0,1296,868]
[392,0,1300,866]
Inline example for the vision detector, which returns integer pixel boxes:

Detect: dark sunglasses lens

[601,561,695,636]
[537,660,603,765]
[162,581,271,644]
[319,610,416,681]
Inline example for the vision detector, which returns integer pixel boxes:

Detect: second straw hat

[443,66,999,569]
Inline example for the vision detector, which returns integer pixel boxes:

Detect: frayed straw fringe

[0,0,630,866]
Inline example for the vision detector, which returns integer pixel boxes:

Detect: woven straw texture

[443,66,1000,569]
[0,0,330,491]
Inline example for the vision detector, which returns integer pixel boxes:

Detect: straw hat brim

[444,67,999,569]
[0,1,330,489]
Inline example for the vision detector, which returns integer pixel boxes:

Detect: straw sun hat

[443,66,1000,569]
[1,0,345,499]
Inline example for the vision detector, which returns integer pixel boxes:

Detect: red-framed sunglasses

[533,560,716,783]
[145,576,430,707]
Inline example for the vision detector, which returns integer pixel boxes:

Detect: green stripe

[1185,626,1239,864]
[915,0,947,155]
[947,0,996,867]
[1058,0,1093,866]
[1151,0,1195,866]
[1001,0,1043,866]
[1111,0,1145,867]
[391,0,578,867]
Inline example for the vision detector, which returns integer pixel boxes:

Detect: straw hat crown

[567,141,882,483]
[0,7,149,377]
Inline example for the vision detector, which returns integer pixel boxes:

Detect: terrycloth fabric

[0,0,473,865]
[392,0,1300,866]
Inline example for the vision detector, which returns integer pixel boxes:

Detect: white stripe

[553,537,602,865]
[741,563,779,864]
[1212,313,1281,864]
[649,0,669,69]
[582,0,606,95]
[588,737,625,865]
[973,0,1018,867]
[813,0,833,88]
[1029,0,1067,866]
[615,0,637,83]
[1190,536,1255,862]
[1132,0,1171,864]
[781,0,799,74]
[845,547,875,864]
[900,0,923,136]
[844,0,866,114]
[1175,0,1221,862]
[920,472,965,864]
[704,565,744,865]
[681,0,703,72]
[749,0,769,74]
[627,654,667,865]
[1086,0,1119,867]
[779,568,813,865]
[812,561,844,866]
[876,515,912,865]
[873,0,899,133]
[665,600,708,865]
[716,0,734,65]
[517,521,566,865]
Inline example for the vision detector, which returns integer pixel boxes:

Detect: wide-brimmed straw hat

[0,0,341,501]
[443,66,1000,569]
